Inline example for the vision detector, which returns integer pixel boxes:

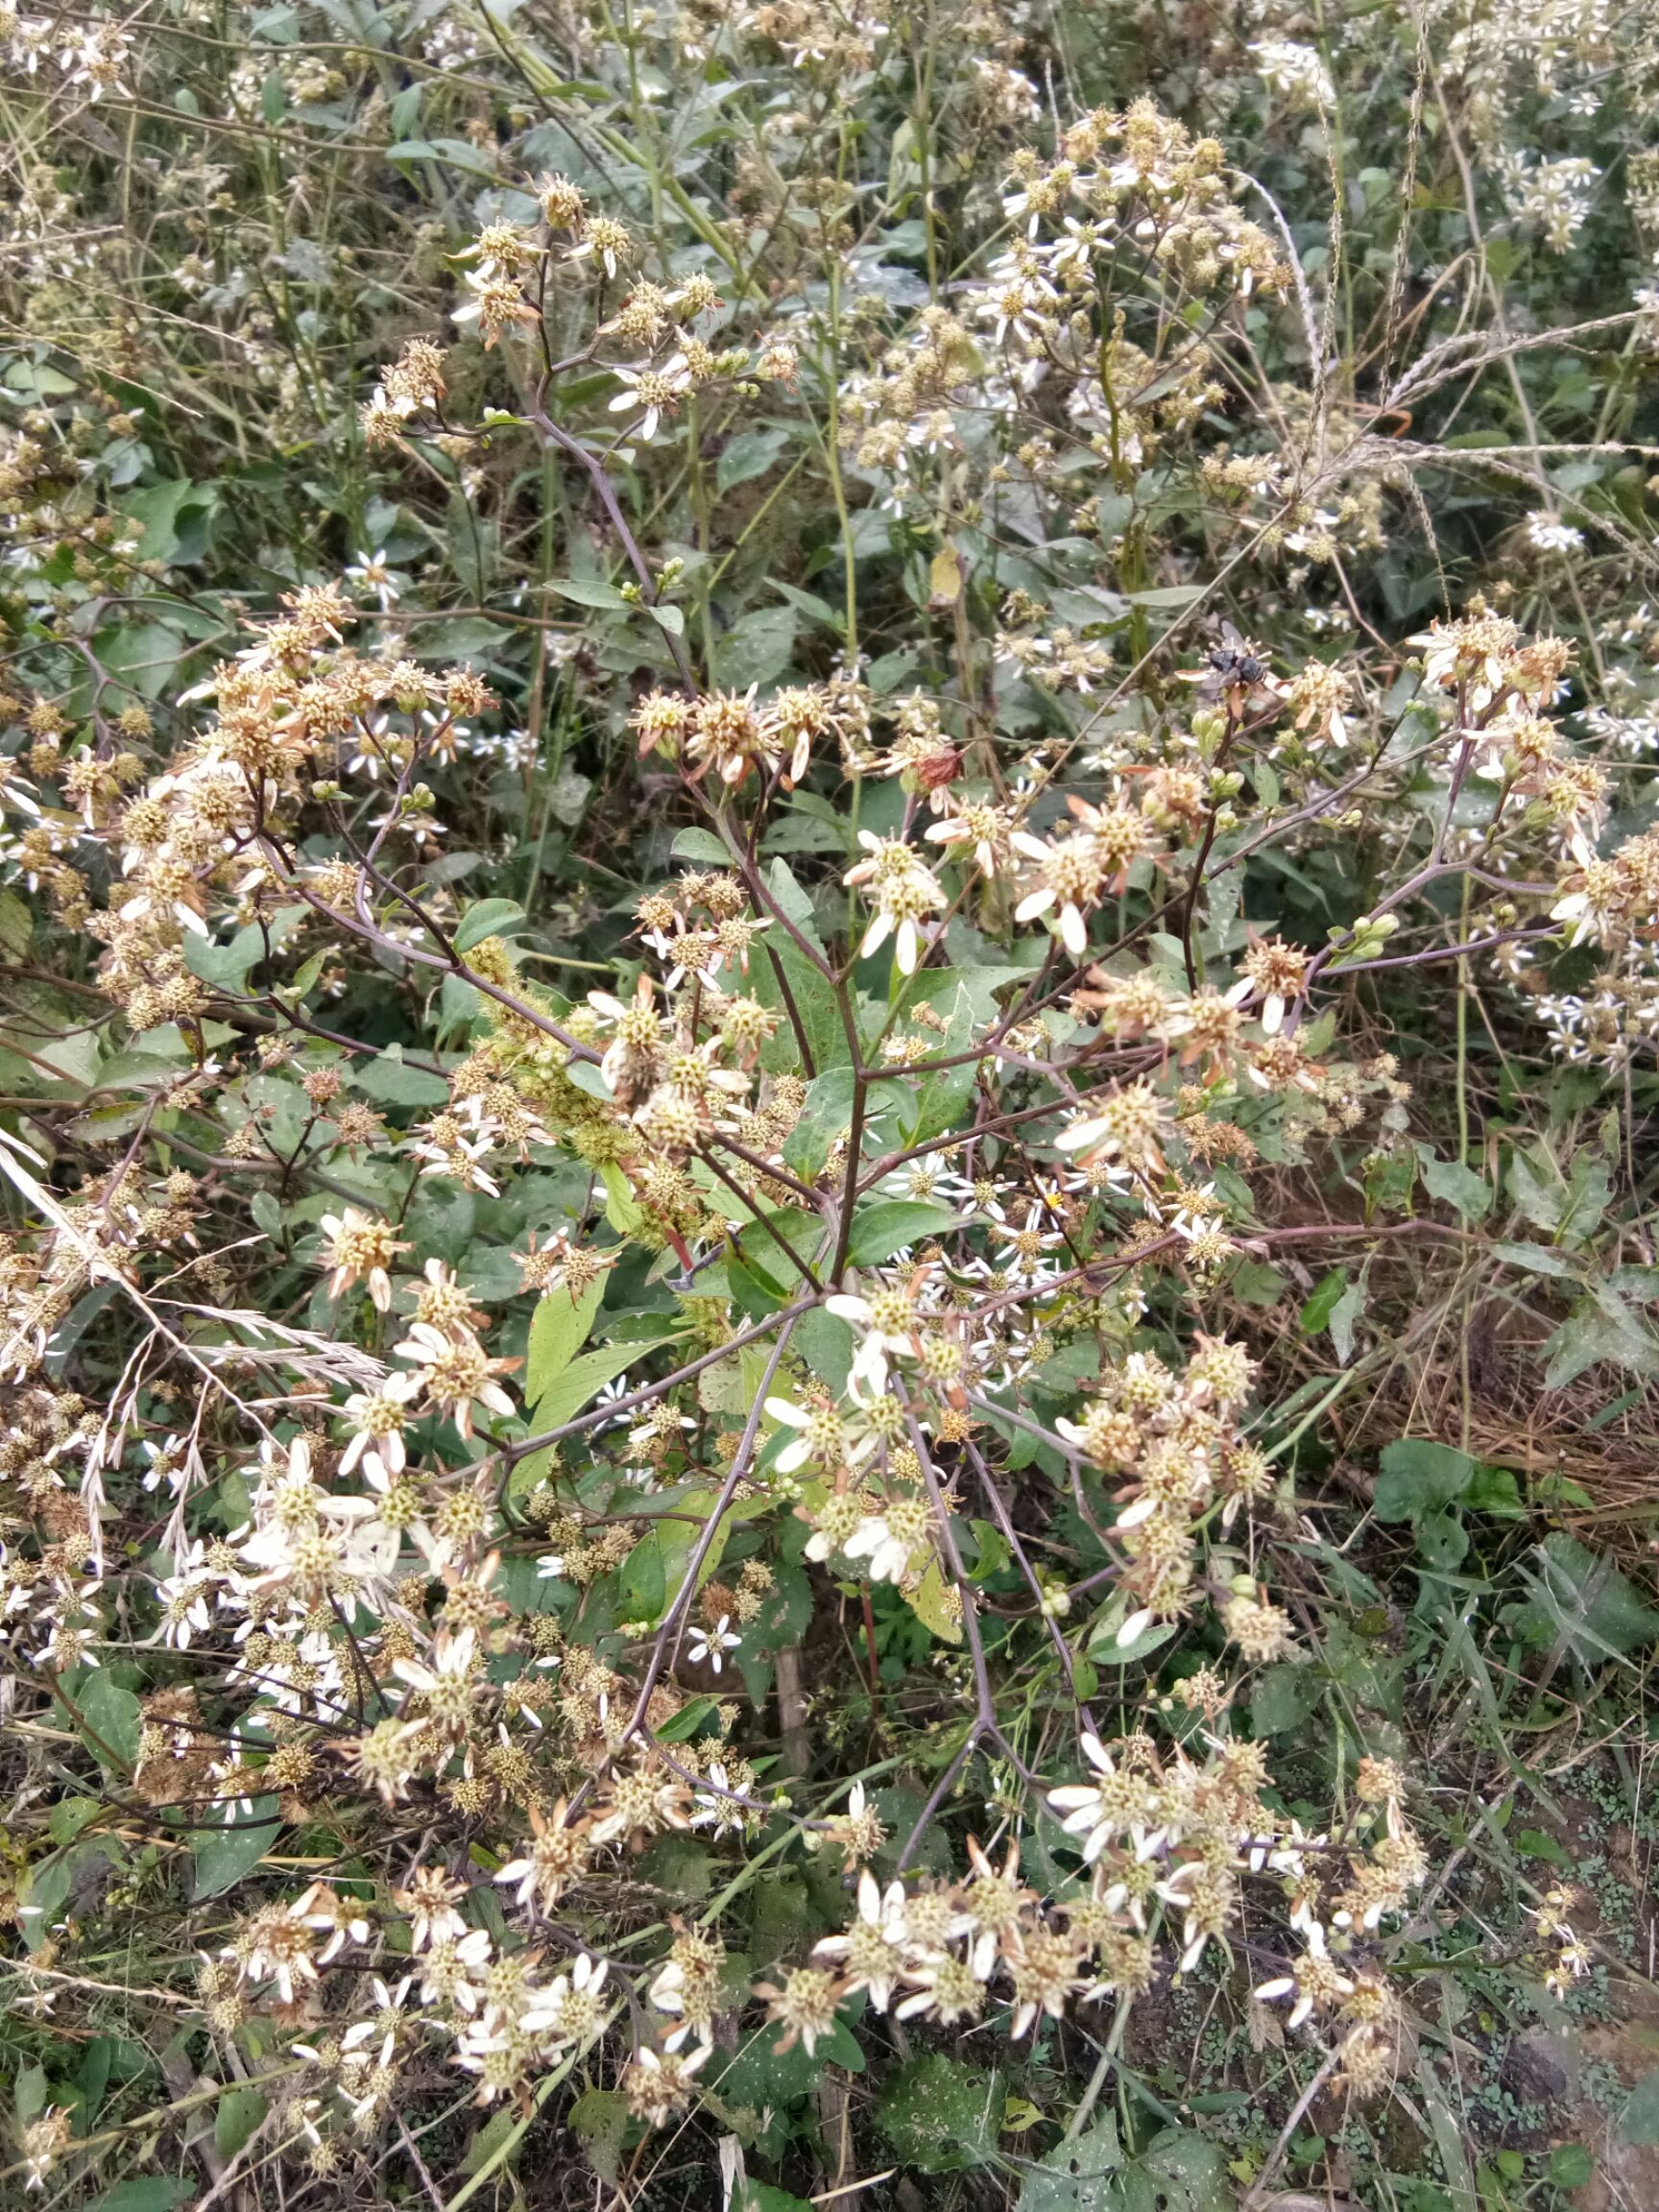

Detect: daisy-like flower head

[337,1373,419,1480]
[842,830,947,974]
[392,1319,517,1438]
[608,354,691,442]
[685,1614,741,1672]
[319,1207,409,1311]
[763,1388,878,1475]
[824,1281,923,1403]
[1046,1731,1164,1864]
[1010,827,1105,959]
[812,1867,910,2010]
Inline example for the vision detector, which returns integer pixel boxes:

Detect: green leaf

[878,2053,1004,2174]
[1543,1293,1659,1390]
[791,1307,854,1395]
[600,1160,644,1235]
[736,2186,815,2212]
[1462,1465,1523,1514]
[1107,2127,1234,2212]
[903,1558,964,1645]
[1414,1508,1470,1571]
[847,1200,958,1264]
[748,1560,814,1652]
[782,1066,857,1179]
[1300,1266,1349,1334]
[1374,1439,1477,1521]
[1492,1240,1579,1279]
[526,1277,606,1403]
[352,1046,449,1109]
[0,888,32,958]
[1519,1534,1659,1667]
[1250,1662,1320,1737]
[655,1694,720,1743]
[90,2184,196,2212]
[1559,1153,1612,1245]
[1619,2070,1659,2146]
[671,828,732,864]
[764,857,828,957]
[1513,1827,1573,1868]
[1019,2113,1122,2209]
[550,575,630,609]
[1550,2145,1594,2188]
[618,1529,667,1621]
[214,2086,268,2160]
[455,898,526,952]
[17,1851,74,1952]
[711,604,796,689]
[48,1797,100,1846]
[78,2034,113,2120]
[1125,584,1207,609]
[717,426,792,493]
[1418,1150,1493,1221]
[568,2087,630,2184]
[14,2061,47,2122]
[192,1797,279,1900]
[77,1670,141,1771]
[531,1340,651,1431]
[1329,1274,1365,1365]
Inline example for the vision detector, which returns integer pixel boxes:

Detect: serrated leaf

[526,1277,605,1402]
[847,1199,958,1264]
[77,1671,141,1771]
[551,575,630,609]
[903,1557,963,1644]
[214,2086,268,2160]
[1374,1438,1477,1520]
[1418,1150,1492,1221]
[671,828,732,864]
[878,2054,1004,2174]
[530,1341,652,1431]
[455,898,526,952]
[1300,1266,1348,1334]
[192,1798,279,1900]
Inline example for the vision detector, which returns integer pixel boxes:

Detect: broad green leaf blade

[526,1276,606,1403]
[193,1797,280,1900]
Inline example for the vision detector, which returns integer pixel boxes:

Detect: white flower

[1525,511,1585,555]
[685,1615,741,1672]
[763,1393,878,1475]
[823,1287,919,1403]
[812,1868,910,2009]
[1046,1731,1163,1864]
[689,1761,750,1837]
[344,549,402,608]
[842,1512,916,1584]
[140,1433,186,1496]
[607,355,691,442]
[519,1951,610,2041]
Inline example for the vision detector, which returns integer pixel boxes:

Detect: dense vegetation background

[0,1,1657,2206]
